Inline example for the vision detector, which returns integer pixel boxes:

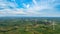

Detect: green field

[0,17,60,34]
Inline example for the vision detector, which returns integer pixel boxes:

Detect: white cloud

[0,0,60,17]
[33,0,37,5]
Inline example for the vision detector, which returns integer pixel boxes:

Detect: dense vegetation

[0,17,60,34]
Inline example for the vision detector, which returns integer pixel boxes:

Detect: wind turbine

[35,19,37,24]
[52,21,57,30]
[52,21,55,30]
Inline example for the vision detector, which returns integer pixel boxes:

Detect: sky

[0,0,60,17]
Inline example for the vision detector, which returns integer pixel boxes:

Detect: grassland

[0,17,60,34]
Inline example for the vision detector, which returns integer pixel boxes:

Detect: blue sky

[0,0,60,17]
